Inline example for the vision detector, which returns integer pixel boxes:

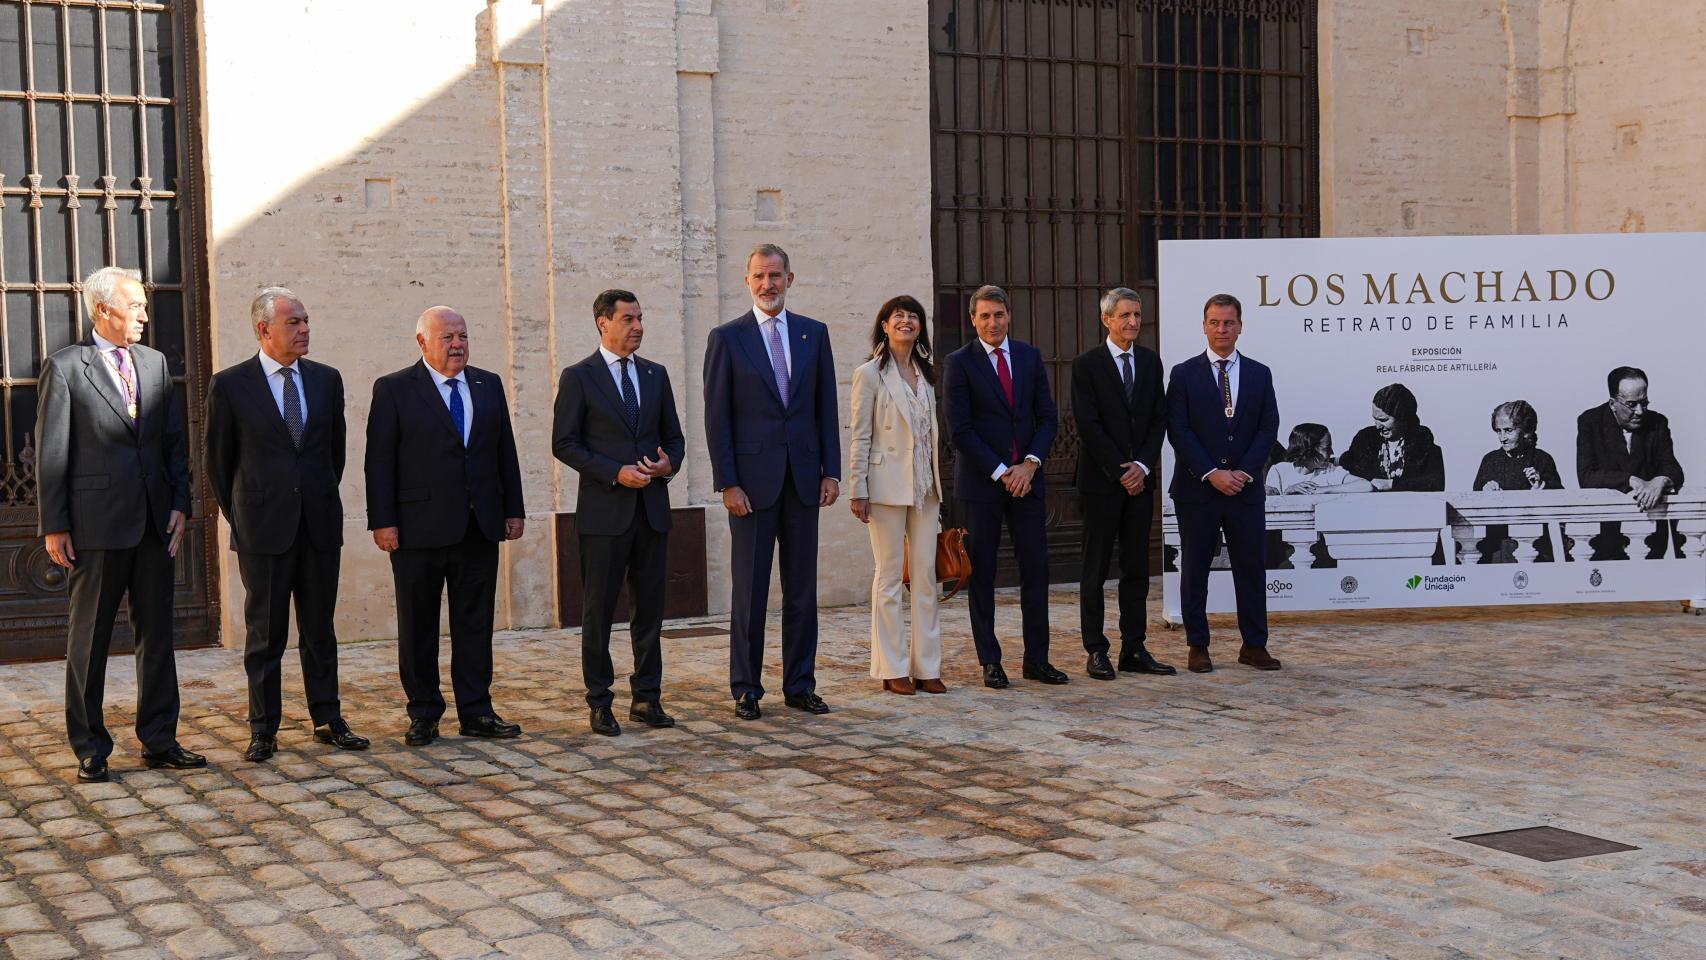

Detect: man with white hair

[205,287,367,762]
[36,265,202,782]
[365,306,526,746]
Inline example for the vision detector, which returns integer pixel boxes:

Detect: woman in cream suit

[849,295,946,695]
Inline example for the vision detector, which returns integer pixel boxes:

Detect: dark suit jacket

[703,310,840,511]
[552,350,686,536]
[364,360,524,549]
[1165,352,1280,506]
[204,355,345,555]
[1072,344,1164,496]
[1576,403,1685,492]
[942,338,1059,503]
[35,341,189,549]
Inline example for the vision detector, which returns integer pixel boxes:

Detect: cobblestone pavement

[2,586,1704,959]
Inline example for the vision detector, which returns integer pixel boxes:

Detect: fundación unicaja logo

[1405,574,1422,590]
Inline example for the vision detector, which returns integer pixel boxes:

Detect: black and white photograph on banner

[1158,232,1706,615]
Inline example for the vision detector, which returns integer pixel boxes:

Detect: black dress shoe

[141,745,207,770]
[783,692,830,714]
[313,719,370,750]
[1118,645,1178,676]
[242,735,276,763]
[460,714,522,738]
[629,701,675,728]
[404,719,439,746]
[77,756,109,783]
[734,694,762,720]
[1086,651,1116,681]
[983,663,1010,689]
[587,706,619,736]
[1022,662,1071,684]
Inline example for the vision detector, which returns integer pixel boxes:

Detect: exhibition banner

[1158,232,1706,617]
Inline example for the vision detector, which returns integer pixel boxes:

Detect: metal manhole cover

[1455,826,1638,862]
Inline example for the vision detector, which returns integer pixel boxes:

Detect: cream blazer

[848,355,943,506]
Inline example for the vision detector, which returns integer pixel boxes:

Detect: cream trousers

[867,495,942,680]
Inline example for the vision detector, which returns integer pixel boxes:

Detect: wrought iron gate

[0,0,214,661]
[929,0,1319,581]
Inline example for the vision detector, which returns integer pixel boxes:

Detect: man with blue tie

[1165,293,1282,674]
[205,288,367,762]
[942,284,1068,688]
[552,290,685,736]
[366,306,527,745]
[704,244,841,720]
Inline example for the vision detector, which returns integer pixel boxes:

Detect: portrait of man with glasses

[1575,365,1686,559]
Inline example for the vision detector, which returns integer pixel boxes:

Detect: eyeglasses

[1612,396,1650,410]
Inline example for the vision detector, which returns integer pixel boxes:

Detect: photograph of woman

[1341,383,1446,492]
[1472,400,1562,492]
[1472,399,1563,563]
[1264,423,1373,496]
[847,296,947,696]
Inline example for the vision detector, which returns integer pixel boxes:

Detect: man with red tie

[942,284,1067,689]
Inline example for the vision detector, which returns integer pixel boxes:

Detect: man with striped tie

[1164,293,1282,674]
[36,266,201,782]
[552,290,685,736]
[205,288,367,762]
[366,306,526,746]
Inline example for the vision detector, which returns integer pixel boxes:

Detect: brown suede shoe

[882,677,917,695]
[1187,647,1213,673]
[914,678,947,694]
[1237,645,1282,670]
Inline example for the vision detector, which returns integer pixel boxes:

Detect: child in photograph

[1264,423,1374,496]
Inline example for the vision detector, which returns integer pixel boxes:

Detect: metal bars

[0,0,187,499]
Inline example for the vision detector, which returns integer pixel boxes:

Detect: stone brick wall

[200,0,933,643]
[1321,0,1706,237]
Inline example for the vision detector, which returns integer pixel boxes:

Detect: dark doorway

[0,0,215,660]
[928,0,1320,582]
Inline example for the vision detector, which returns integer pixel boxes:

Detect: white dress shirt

[978,336,1039,480]
[90,331,134,402]
[256,350,308,424]
[754,306,792,378]
[425,364,472,445]
[599,346,641,410]
[1107,336,1149,476]
[1202,348,1242,481]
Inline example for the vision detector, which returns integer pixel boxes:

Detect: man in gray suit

[36,266,204,782]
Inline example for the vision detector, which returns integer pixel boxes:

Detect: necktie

[1216,358,1233,420]
[279,367,303,449]
[618,357,639,432]
[764,317,791,404]
[994,347,1017,461]
[1120,351,1134,401]
[448,378,466,445]
[110,347,138,422]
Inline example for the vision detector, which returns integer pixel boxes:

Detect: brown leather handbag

[904,527,972,601]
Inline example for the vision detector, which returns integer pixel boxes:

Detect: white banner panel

[1158,233,1706,617]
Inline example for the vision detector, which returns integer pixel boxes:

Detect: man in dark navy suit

[553,289,685,737]
[703,245,840,720]
[1165,293,1282,674]
[205,287,367,762]
[1576,366,1686,559]
[942,284,1067,689]
[366,306,527,745]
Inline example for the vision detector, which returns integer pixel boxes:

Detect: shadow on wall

[203,3,551,642]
